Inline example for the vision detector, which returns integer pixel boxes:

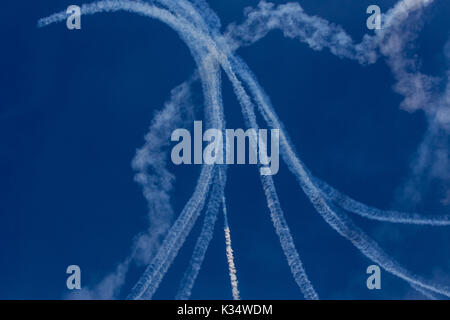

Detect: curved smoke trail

[38,0,225,300]
[313,177,450,226]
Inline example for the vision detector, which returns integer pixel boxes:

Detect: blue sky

[1,0,449,299]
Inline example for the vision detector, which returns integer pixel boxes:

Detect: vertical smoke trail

[222,195,240,300]
[175,166,226,300]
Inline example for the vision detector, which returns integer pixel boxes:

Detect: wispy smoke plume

[131,76,196,266]
[68,76,197,299]
[225,0,375,63]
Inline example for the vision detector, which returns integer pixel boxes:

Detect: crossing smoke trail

[176,166,226,300]
[38,0,449,299]
[38,0,227,300]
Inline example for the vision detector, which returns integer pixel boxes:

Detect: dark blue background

[1,0,449,299]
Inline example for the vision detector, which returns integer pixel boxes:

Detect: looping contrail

[39,0,449,300]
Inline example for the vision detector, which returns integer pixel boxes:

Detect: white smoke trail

[175,166,226,300]
[222,195,240,300]
[224,226,240,300]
